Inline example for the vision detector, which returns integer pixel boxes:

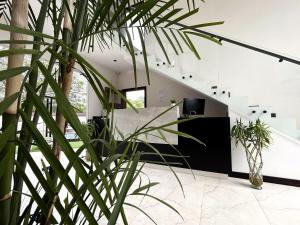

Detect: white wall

[86,62,118,119]
[146,0,300,128]
[180,39,300,125]
[230,109,300,180]
[116,69,227,117]
[185,0,300,58]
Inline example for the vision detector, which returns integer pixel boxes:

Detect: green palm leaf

[20,110,99,225]
[108,152,141,225]
[0,0,224,224]
[0,0,9,19]
[0,92,19,114]
[0,67,29,81]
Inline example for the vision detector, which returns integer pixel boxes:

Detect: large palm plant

[0,0,222,224]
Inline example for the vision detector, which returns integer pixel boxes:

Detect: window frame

[122,86,147,109]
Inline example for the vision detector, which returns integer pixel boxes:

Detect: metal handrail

[173,21,300,66]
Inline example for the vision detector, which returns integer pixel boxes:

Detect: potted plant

[82,120,98,138]
[231,119,272,189]
[81,121,94,161]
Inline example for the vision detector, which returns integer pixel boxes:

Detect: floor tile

[22,154,300,225]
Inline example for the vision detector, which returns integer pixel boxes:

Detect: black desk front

[134,117,231,174]
[94,117,232,174]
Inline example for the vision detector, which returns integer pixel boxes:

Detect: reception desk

[133,117,232,174]
[93,110,231,174]
[177,117,231,173]
[112,106,179,145]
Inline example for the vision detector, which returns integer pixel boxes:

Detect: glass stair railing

[119,44,300,141]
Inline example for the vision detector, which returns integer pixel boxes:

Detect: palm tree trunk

[53,0,87,158]
[53,0,75,159]
[0,1,28,225]
[41,1,86,221]
[9,0,50,223]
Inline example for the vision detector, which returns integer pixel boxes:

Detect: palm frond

[72,0,223,87]
[0,0,220,224]
[0,0,9,19]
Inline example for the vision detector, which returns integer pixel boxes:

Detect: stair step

[161,67,182,78]
[247,105,272,119]
[276,129,300,140]
[187,80,211,92]
[211,90,231,99]
[262,118,297,131]
[132,49,300,141]
[147,55,156,64]
[225,96,249,107]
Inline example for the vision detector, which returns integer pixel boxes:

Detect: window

[123,87,147,109]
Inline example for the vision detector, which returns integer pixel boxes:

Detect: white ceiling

[81,47,134,73]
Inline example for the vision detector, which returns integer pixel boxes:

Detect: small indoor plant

[231,118,272,189]
[170,98,177,106]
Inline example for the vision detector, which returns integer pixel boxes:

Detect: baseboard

[229,171,300,187]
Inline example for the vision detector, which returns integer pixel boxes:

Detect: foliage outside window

[124,87,146,109]
[0,47,87,113]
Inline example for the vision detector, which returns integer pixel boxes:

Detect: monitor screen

[182,98,205,116]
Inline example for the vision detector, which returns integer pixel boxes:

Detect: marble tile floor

[120,164,300,225]
[24,153,300,225]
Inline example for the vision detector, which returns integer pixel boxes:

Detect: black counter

[133,117,231,174]
[93,116,232,174]
[177,117,231,174]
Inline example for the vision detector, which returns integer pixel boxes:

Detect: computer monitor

[182,98,205,116]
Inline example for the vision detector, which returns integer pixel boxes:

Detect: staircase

[121,46,300,141]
